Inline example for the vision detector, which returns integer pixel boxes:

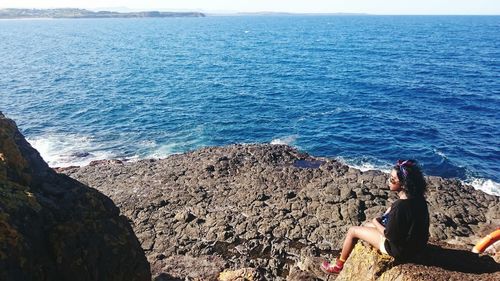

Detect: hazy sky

[1,0,499,15]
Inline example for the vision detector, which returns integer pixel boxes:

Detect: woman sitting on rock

[321,160,430,274]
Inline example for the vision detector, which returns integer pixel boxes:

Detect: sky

[0,0,499,15]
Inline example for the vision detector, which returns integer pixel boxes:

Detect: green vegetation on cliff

[0,8,205,19]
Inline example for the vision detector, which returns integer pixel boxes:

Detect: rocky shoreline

[1,111,498,280]
[61,143,500,280]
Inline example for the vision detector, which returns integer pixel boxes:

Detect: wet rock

[70,151,90,158]
[88,159,123,166]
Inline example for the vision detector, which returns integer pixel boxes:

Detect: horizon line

[0,7,499,16]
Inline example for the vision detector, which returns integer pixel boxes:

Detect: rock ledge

[63,143,499,280]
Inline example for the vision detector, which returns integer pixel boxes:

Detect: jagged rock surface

[0,113,150,281]
[63,143,499,280]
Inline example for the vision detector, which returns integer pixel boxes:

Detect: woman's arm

[372,217,386,235]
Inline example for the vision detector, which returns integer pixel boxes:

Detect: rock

[0,113,150,281]
[70,151,90,158]
[152,255,225,281]
[335,242,395,281]
[88,159,123,166]
[288,256,335,281]
[218,267,261,281]
[292,242,500,281]
[62,140,500,279]
[286,266,317,281]
[335,242,500,281]
[174,210,195,222]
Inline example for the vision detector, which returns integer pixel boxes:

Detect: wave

[144,143,180,159]
[433,148,448,159]
[464,177,500,197]
[26,134,115,167]
[271,135,298,146]
[334,156,392,173]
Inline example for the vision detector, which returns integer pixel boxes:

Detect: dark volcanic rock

[0,113,150,281]
[152,255,226,281]
[63,143,500,280]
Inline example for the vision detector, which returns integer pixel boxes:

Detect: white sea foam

[335,156,392,173]
[464,178,500,197]
[271,135,298,145]
[145,143,179,159]
[26,134,115,167]
[139,140,157,148]
[25,133,500,197]
[433,149,448,159]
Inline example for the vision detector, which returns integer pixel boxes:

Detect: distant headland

[0,8,205,19]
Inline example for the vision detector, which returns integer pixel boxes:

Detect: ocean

[1,16,499,195]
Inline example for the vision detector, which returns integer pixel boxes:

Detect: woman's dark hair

[393,159,427,198]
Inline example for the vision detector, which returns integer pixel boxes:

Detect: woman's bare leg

[339,226,383,261]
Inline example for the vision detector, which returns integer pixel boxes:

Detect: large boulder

[0,112,150,281]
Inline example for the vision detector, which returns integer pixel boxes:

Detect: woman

[321,160,430,274]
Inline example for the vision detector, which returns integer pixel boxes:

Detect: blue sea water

[1,16,499,195]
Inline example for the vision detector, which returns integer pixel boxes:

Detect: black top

[384,198,430,260]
